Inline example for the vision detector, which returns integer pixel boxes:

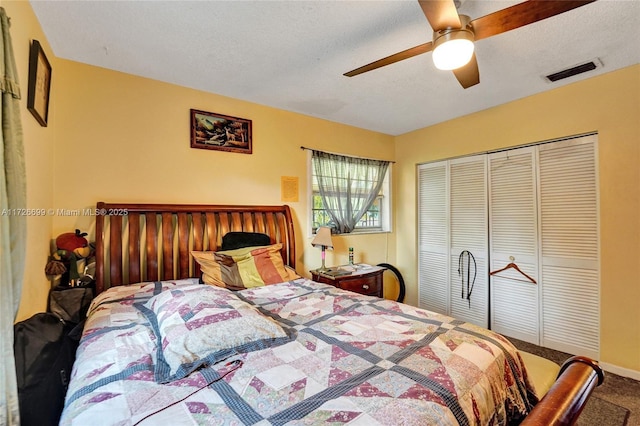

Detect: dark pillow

[221,232,271,250]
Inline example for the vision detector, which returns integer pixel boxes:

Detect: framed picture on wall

[27,40,52,127]
[190,109,252,154]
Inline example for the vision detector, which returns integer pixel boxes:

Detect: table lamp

[311,227,333,272]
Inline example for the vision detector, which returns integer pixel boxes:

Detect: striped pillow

[191,244,299,291]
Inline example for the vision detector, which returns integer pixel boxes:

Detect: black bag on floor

[49,283,94,324]
[13,312,79,426]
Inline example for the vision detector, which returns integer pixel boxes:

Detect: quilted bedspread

[60,278,537,425]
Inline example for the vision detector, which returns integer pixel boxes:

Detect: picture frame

[190,109,252,154]
[27,40,52,127]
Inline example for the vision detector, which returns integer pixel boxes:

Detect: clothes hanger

[489,256,537,284]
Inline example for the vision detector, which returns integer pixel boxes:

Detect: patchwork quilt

[60,278,537,425]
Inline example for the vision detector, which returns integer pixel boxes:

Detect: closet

[418,135,599,359]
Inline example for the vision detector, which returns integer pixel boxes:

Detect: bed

[59,202,604,425]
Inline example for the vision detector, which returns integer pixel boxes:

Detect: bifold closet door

[538,136,599,359]
[418,157,488,328]
[489,147,540,344]
[449,157,488,327]
[420,135,599,357]
[418,162,448,315]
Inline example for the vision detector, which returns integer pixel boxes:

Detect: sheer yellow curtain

[0,7,25,425]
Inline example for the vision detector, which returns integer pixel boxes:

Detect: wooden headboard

[94,202,296,294]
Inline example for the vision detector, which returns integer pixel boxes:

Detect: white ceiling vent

[544,58,603,83]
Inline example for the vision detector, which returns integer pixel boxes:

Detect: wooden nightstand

[311,265,384,297]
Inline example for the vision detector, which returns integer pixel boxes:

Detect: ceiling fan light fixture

[432,30,475,71]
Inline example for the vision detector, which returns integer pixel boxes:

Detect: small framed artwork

[27,40,52,127]
[190,109,252,154]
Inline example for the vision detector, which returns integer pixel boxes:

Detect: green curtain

[0,7,25,425]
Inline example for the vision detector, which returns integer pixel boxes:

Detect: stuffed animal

[45,229,93,285]
[56,229,90,257]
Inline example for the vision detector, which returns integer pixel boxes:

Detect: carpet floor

[507,337,639,426]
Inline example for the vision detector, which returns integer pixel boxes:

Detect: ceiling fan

[344,0,597,89]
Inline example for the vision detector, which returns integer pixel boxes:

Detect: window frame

[307,150,392,236]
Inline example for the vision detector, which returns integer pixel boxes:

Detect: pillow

[137,284,293,383]
[191,243,299,291]
[221,232,271,250]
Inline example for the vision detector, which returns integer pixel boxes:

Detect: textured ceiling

[30,0,640,136]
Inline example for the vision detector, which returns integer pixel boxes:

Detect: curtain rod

[300,146,395,163]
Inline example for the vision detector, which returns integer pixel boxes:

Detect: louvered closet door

[489,147,540,344]
[418,162,449,314]
[449,156,488,327]
[538,135,599,359]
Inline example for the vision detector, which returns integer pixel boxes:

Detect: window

[308,150,391,234]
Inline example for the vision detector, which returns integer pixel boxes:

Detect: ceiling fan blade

[452,53,480,89]
[418,0,461,31]
[344,41,433,77]
[471,0,597,41]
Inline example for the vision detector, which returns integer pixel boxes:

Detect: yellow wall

[394,65,640,373]
[10,0,397,323]
[3,0,57,322]
[48,59,396,295]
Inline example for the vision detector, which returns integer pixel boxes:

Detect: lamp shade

[432,37,474,70]
[311,227,333,248]
[432,14,475,71]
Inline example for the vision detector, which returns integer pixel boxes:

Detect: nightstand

[311,265,384,297]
